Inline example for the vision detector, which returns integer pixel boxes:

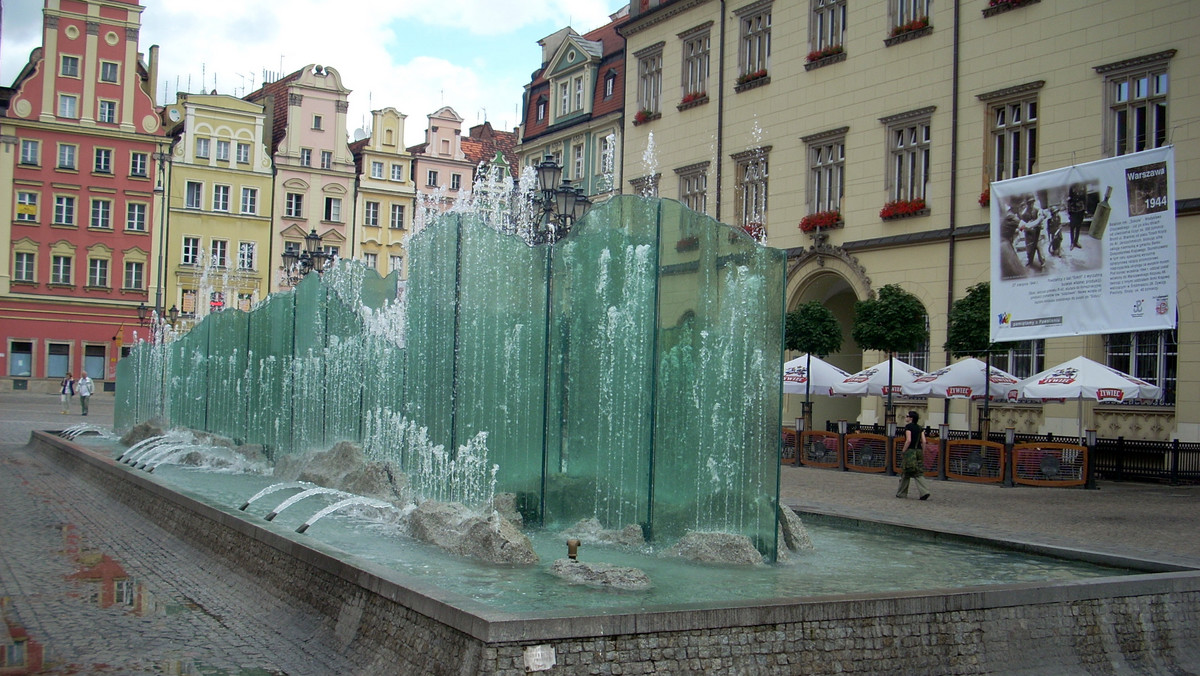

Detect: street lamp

[281,227,329,285]
[533,154,591,244]
[153,149,172,322]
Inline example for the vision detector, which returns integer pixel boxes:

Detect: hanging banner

[990,146,1176,342]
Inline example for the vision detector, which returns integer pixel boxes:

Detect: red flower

[891,16,929,37]
[634,109,652,124]
[978,187,990,207]
[806,45,844,63]
[799,210,842,233]
[879,198,927,219]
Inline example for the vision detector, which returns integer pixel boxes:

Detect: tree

[944,281,1013,437]
[785,301,842,357]
[851,284,929,421]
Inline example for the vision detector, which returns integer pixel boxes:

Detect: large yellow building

[159,94,274,322]
[619,0,1199,441]
[349,107,415,279]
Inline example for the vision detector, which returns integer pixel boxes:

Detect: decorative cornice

[731,145,772,161]
[632,41,666,60]
[678,21,714,40]
[977,80,1045,102]
[734,0,773,18]
[45,16,59,29]
[674,161,710,175]
[1094,49,1177,74]
[621,0,710,37]
[787,244,873,296]
[288,93,303,106]
[879,106,936,126]
[801,127,849,144]
[336,101,349,113]
[86,21,100,36]
[125,27,138,40]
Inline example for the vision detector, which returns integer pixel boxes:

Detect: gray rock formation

[492,492,524,529]
[662,532,764,566]
[549,558,651,591]
[407,501,538,565]
[273,441,407,504]
[778,506,815,553]
[120,420,166,447]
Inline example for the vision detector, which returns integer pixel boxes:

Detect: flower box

[677,92,709,111]
[806,45,844,63]
[891,16,929,37]
[799,210,843,233]
[736,69,769,86]
[979,187,990,207]
[804,49,848,71]
[880,199,928,220]
[884,18,932,46]
[633,109,657,125]
[983,0,1040,18]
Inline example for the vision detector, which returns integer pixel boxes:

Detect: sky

[1,0,628,146]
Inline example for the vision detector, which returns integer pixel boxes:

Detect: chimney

[148,45,160,104]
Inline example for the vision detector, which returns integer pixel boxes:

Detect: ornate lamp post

[533,154,591,244]
[281,227,329,286]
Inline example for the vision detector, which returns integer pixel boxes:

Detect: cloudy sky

[1,0,627,146]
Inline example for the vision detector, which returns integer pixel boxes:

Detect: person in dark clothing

[896,410,930,500]
[1067,182,1087,249]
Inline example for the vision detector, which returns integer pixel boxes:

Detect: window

[195,137,210,159]
[83,345,105,380]
[130,152,148,177]
[285,193,304,218]
[15,252,35,282]
[57,144,77,169]
[9,341,33,376]
[88,258,109,288]
[364,201,380,227]
[126,203,147,231]
[182,237,201,265]
[427,170,439,187]
[604,72,617,99]
[629,173,660,198]
[236,142,250,164]
[47,343,70,377]
[90,199,111,229]
[682,29,710,96]
[238,242,256,270]
[738,5,771,77]
[391,164,404,181]
[992,340,1045,380]
[100,61,119,83]
[324,197,341,222]
[600,135,616,181]
[51,255,72,284]
[54,196,76,225]
[804,128,846,214]
[58,94,78,119]
[124,261,143,290]
[559,81,570,117]
[811,0,846,54]
[98,100,117,124]
[94,148,112,174]
[20,139,39,165]
[676,162,709,214]
[572,144,584,180]
[313,114,323,130]
[636,44,663,114]
[324,246,340,260]
[371,161,384,179]
[300,148,312,166]
[1107,331,1176,404]
[451,173,462,191]
[734,148,769,233]
[1097,51,1173,157]
[212,185,230,212]
[979,84,1041,181]
[364,253,378,269]
[537,99,547,121]
[211,240,228,268]
[574,75,585,111]
[390,204,405,229]
[16,192,38,222]
[891,0,931,31]
[321,150,332,169]
[185,181,203,209]
[240,187,257,214]
[216,140,230,161]
[883,108,933,201]
[389,255,403,275]
[61,55,80,77]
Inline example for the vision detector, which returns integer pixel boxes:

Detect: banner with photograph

[989,146,1176,342]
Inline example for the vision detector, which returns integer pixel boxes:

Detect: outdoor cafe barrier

[844,432,889,473]
[945,440,1006,483]
[891,439,941,478]
[1012,442,1087,487]
[799,430,841,468]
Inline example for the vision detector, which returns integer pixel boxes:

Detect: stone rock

[562,518,645,547]
[407,501,538,565]
[120,420,166,447]
[272,441,406,504]
[778,506,815,553]
[492,492,524,529]
[296,441,365,487]
[662,532,764,566]
[549,558,652,591]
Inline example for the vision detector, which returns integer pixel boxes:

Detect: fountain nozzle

[567,539,581,561]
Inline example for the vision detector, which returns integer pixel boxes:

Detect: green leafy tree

[851,284,929,419]
[944,282,1004,358]
[785,301,842,357]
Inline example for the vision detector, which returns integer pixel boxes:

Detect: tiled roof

[244,67,304,153]
[463,122,520,177]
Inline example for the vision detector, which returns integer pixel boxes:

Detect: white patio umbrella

[916,357,1021,401]
[831,357,932,398]
[783,354,851,398]
[1017,356,1162,440]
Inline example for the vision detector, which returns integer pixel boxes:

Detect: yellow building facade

[350,107,415,279]
[620,0,1199,441]
[160,94,274,323]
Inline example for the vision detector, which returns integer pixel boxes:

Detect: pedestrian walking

[59,372,75,414]
[896,410,931,500]
[76,371,94,416]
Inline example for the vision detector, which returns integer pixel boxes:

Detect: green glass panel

[248,292,295,458]
[292,273,328,452]
[203,310,249,443]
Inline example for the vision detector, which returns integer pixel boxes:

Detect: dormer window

[537,99,547,121]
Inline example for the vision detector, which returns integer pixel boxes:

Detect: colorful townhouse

[406,106,476,226]
[349,107,416,279]
[159,93,274,323]
[245,65,356,292]
[518,8,628,204]
[1,0,166,393]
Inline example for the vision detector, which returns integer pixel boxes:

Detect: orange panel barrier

[1013,442,1087,487]
[845,433,888,473]
[946,440,1005,483]
[799,431,840,468]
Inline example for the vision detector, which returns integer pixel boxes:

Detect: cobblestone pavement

[2,391,1198,675]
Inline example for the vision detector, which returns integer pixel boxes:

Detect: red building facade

[1,0,167,392]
